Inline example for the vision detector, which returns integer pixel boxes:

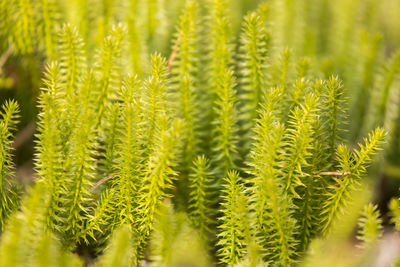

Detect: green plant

[356,203,383,249]
[1,0,399,266]
[0,100,20,231]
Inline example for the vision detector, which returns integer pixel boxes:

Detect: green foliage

[283,94,317,196]
[35,62,64,234]
[169,0,201,171]
[321,77,346,160]
[135,119,181,250]
[93,24,124,126]
[356,203,383,249]
[188,155,214,239]
[207,0,239,175]
[149,202,211,267]
[113,76,142,221]
[0,0,397,266]
[149,202,181,266]
[0,100,19,231]
[58,24,86,100]
[247,87,297,265]
[213,70,239,173]
[36,56,97,246]
[321,128,385,234]
[369,50,400,130]
[94,224,135,267]
[217,170,248,265]
[8,0,37,54]
[0,184,82,267]
[389,197,400,231]
[237,7,269,157]
[141,54,169,152]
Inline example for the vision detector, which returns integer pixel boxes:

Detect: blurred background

[1,0,400,229]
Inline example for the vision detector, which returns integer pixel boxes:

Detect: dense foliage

[1,0,400,266]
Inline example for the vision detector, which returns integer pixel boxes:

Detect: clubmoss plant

[0,1,395,266]
[0,100,20,231]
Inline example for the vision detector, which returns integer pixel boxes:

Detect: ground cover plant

[1,0,400,266]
